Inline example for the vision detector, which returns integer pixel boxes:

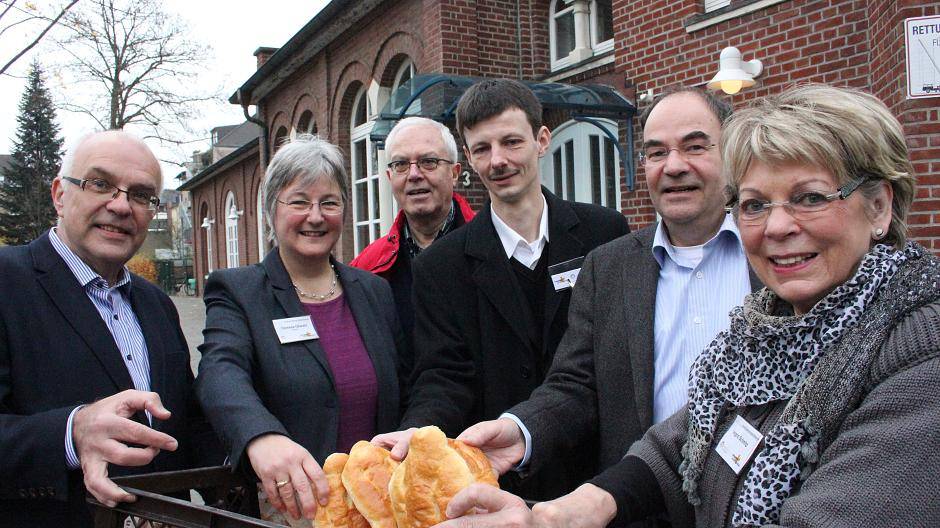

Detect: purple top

[303,295,378,453]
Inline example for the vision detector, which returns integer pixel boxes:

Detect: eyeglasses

[275,197,344,216]
[728,177,867,226]
[63,176,160,212]
[387,157,454,175]
[639,142,717,166]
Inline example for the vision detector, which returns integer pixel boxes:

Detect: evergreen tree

[0,61,63,244]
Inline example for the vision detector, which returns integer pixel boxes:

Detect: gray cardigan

[610,301,940,527]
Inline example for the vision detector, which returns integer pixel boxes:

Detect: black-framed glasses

[639,142,716,166]
[63,176,160,212]
[386,157,454,175]
[727,177,868,225]
[275,197,345,216]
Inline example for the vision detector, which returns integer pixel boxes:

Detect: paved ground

[170,294,205,373]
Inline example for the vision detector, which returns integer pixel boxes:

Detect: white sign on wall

[906,15,940,99]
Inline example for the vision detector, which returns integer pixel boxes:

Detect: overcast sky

[0,0,329,188]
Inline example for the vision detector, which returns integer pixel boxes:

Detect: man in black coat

[374,79,629,500]
[0,131,218,527]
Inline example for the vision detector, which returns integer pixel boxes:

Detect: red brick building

[182,0,940,291]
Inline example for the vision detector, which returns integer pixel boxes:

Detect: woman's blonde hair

[722,84,915,248]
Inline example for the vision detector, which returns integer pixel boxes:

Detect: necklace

[293,264,337,301]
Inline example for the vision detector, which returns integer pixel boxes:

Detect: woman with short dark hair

[196,135,408,525]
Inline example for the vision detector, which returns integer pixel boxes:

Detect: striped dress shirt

[49,229,152,468]
[651,214,751,424]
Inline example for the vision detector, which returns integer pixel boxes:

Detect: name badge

[548,256,585,291]
[272,316,319,344]
[715,415,763,474]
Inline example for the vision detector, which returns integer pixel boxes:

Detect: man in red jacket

[351,117,475,346]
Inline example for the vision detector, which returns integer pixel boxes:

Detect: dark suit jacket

[195,249,407,475]
[401,188,630,500]
[509,224,760,513]
[0,231,217,528]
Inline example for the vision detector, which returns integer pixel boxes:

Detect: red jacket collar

[349,193,475,275]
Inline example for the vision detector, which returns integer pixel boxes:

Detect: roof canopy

[371,74,636,143]
[371,74,638,190]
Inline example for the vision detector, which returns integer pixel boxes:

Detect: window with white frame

[257,190,266,261]
[591,0,614,51]
[202,215,214,275]
[550,0,614,70]
[704,0,731,13]
[539,120,620,209]
[225,192,240,268]
[351,88,380,254]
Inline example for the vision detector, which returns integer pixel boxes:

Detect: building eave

[178,141,260,192]
[229,0,386,106]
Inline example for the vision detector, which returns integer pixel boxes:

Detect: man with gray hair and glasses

[0,130,217,527]
[449,87,759,526]
[352,117,475,346]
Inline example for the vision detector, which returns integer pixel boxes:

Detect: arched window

[296,110,316,136]
[257,188,266,261]
[200,203,214,276]
[273,126,289,152]
[224,192,240,268]
[393,60,414,91]
[539,120,620,209]
[350,87,380,254]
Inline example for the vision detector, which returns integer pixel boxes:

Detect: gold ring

[275,479,290,488]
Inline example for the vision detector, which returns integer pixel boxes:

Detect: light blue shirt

[50,229,152,469]
[651,214,751,423]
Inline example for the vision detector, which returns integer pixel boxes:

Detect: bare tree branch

[54,0,217,156]
[0,0,18,25]
[0,0,79,76]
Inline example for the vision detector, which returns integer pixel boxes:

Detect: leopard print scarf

[679,242,930,526]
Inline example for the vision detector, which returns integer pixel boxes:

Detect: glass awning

[370,74,638,190]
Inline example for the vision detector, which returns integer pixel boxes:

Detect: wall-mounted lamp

[227,208,244,221]
[707,46,763,95]
[200,217,214,229]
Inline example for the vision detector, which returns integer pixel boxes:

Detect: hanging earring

[873,227,885,240]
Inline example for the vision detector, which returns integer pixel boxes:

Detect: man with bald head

[0,131,217,527]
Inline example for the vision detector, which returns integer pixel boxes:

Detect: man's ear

[536,126,551,157]
[51,177,66,217]
[451,162,461,188]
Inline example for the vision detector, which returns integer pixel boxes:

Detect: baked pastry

[341,441,399,528]
[315,453,369,528]
[388,426,498,528]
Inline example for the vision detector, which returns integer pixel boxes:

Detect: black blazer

[195,249,407,475]
[401,188,629,499]
[510,224,762,482]
[0,232,217,527]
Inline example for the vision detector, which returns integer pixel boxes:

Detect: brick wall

[869,0,940,252]
[189,149,260,293]
[613,0,940,252]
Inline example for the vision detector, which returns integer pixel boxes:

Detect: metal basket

[87,465,282,528]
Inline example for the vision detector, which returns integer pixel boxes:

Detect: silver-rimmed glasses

[728,177,868,225]
[386,157,454,175]
[275,197,345,216]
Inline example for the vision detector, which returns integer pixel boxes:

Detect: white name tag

[551,268,581,291]
[272,316,319,344]
[715,415,763,474]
